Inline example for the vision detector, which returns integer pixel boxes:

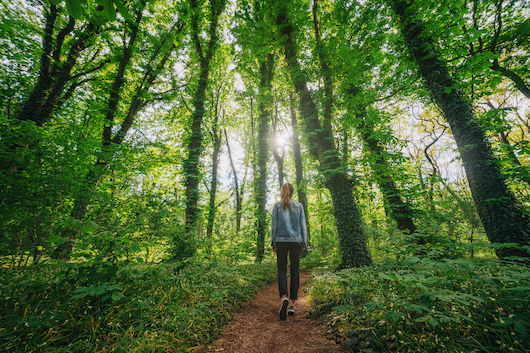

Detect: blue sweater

[271,200,308,248]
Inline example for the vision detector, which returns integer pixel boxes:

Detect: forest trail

[200,273,345,353]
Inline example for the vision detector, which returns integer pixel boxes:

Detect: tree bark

[254,53,275,262]
[276,3,372,268]
[18,4,99,127]
[225,129,242,235]
[206,110,223,253]
[388,0,530,258]
[490,60,530,100]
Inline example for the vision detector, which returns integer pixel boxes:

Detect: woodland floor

[199,272,346,353]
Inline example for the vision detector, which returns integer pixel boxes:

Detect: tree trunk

[272,103,285,189]
[388,0,530,258]
[206,113,222,253]
[254,54,275,262]
[224,129,242,235]
[289,93,311,251]
[184,0,227,248]
[276,3,372,268]
[490,60,530,100]
[18,4,99,127]
[357,113,416,235]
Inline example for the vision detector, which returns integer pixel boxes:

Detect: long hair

[280,183,294,209]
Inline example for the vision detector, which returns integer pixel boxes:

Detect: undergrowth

[306,256,530,353]
[0,260,276,352]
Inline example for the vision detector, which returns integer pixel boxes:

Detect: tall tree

[254,53,275,262]
[183,0,227,246]
[205,101,223,253]
[17,3,103,127]
[234,0,277,261]
[272,102,285,189]
[53,0,185,258]
[359,113,416,235]
[225,129,243,236]
[387,0,530,258]
[275,0,372,268]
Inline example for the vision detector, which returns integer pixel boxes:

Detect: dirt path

[200,273,345,353]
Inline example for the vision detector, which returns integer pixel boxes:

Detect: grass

[0,259,277,352]
[305,256,530,352]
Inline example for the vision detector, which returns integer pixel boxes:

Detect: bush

[0,260,276,352]
[306,256,530,352]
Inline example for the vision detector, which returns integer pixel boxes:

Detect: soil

[200,272,345,353]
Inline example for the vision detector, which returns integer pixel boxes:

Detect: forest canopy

[1,0,530,266]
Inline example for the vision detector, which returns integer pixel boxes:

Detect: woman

[271,182,308,320]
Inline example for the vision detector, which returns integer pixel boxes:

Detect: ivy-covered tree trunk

[205,114,222,253]
[254,54,274,262]
[356,112,416,235]
[18,3,100,127]
[289,92,311,250]
[276,3,371,268]
[388,0,530,257]
[183,0,227,248]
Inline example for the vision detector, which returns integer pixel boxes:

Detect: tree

[183,0,227,247]
[225,128,243,236]
[356,109,416,235]
[53,0,186,258]
[275,0,372,267]
[253,53,275,262]
[387,0,530,257]
[205,88,224,253]
[272,102,285,190]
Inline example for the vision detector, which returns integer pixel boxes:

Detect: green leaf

[50,0,62,5]
[489,76,502,88]
[114,0,132,20]
[365,302,378,310]
[379,273,393,280]
[436,294,452,302]
[66,0,83,19]
[386,311,402,322]
[428,317,439,326]
[415,315,431,322]
[101,0,116,21]
[111,292,123,301]
[514,322,527,334]
[410,304,429,314]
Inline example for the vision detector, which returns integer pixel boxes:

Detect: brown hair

[280,183,294,209]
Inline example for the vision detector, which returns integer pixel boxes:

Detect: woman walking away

[271,182,308,321]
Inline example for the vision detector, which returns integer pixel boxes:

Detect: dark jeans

[276,242,303,300]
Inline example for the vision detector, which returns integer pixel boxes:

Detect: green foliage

[307,255,530,352]
[0,260,276,352]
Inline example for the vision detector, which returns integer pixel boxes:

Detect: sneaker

[279,297,289,320]
[287,305,295,316]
